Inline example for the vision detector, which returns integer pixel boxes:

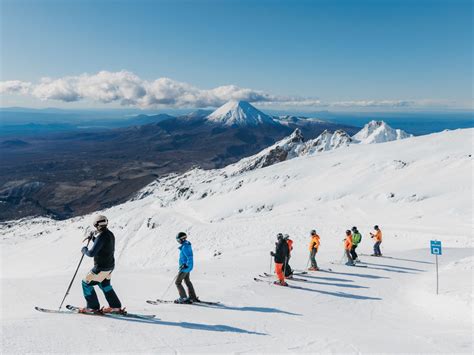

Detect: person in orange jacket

[370,225,383,256]
[344,230,355,266]
[283,234,294,278]
[308,229,320,271]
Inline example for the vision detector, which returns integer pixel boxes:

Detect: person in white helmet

[80,215,123,314]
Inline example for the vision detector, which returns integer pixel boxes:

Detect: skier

[370,225,383,256]
[350,226,362,262]
[344,230,355,266]
[80,215,123,314]
[270,233,290,286]
[283,234,294,278]
[308,229,320,271]
[175,232,199,304]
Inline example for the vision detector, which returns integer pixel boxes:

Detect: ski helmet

[176,232,187,242]
[374,225,379,230]
[352,226,358,232]
[346,230,351,235]
[310,229,317,235]
[92,215,108,229]
[284,234,290,240]
[277,233,284,239]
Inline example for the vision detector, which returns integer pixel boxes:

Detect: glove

[270,251,275,256]
[81,246,88,255]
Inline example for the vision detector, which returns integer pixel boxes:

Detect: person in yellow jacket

[308,230,320,271]
[370,225,383,256]
[344,230,355,266]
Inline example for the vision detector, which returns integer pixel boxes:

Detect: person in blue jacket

[174,232,199,304]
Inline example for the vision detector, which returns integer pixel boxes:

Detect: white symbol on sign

[432,247,440,254]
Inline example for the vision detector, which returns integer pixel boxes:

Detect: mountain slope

[1,129,472,353]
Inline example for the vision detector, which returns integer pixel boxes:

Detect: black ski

[147,299,220,306]
[261,272,308,282]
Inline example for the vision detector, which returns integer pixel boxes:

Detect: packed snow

[1,128,473,353]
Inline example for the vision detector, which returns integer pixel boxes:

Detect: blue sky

[0,0,472,111]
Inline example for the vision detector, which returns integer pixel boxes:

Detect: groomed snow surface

[1,129,473,354]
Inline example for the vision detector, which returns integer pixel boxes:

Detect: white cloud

[0,80,32,95]
[0,71,464,109]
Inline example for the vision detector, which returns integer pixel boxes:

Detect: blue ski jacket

[178,240,194,273]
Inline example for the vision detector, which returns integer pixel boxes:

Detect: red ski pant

[275,263,285,282]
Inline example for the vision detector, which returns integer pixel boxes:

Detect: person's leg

[345,250,354,265]
[375,241,382,255]
[175,272,188,299]
[275,263,284,282]
[82,269,107,310]
[350,246,357,260]
[99,272,122,308]
[310,249,317,268]
[183,273,197,300]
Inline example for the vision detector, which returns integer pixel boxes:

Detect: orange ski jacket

[344,235,353,250]
[309,235,320,251]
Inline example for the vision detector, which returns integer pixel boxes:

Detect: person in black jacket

[80,215,122,314]
[270,233,290,286]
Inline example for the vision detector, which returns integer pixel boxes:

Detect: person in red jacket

[283,234,294,278]
[344,230,355,266]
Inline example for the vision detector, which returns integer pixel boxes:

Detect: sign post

[430,240,442,295]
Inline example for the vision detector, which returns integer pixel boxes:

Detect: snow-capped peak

[206,100,275,126]
[353,120,413,144]
[301,129,353,155]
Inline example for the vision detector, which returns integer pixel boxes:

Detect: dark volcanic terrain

[0,111,358,221]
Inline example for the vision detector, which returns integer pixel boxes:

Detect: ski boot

[189,297,200,303]
[345,262,356,266]
[273,280,289,287]
[308,267,319,271]
[102,307,127,315]
[355,258,361,263]
[174,297,192,304]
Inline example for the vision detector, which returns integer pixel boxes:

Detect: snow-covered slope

[1,129,472,353]
[206,100,276,126]
[353,120,413,144]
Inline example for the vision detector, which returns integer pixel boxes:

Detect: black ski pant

[175,271,197,300]
[374,241,382,255]
[82,269,121,310]
[284,255,293,277]
[310,249,318,268]
[350,245,359,260]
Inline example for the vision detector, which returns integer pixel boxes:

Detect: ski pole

[161,274,179,300]
[58,229,92,310]
[269,255,273,274]
[306,254,311,269]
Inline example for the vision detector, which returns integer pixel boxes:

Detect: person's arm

[182,244,193,270]
[82,233,105,257]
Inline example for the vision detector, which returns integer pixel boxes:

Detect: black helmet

[277,233,284,239]
[310,229,317,235]
[284,234,290,240]
[176,232,187,242]
[346,230,351,235]
[352,226,358,232]
[374,225,379,230]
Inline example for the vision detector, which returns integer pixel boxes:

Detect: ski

[360,253,388,258]
[261,272,308,282]
[146,299,220,306]
[65,305,155,319]
[35,306,76,315]
[254,277,291,287]
[293,271,308,275]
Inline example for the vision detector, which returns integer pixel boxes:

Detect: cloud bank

[0,70,460,109]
